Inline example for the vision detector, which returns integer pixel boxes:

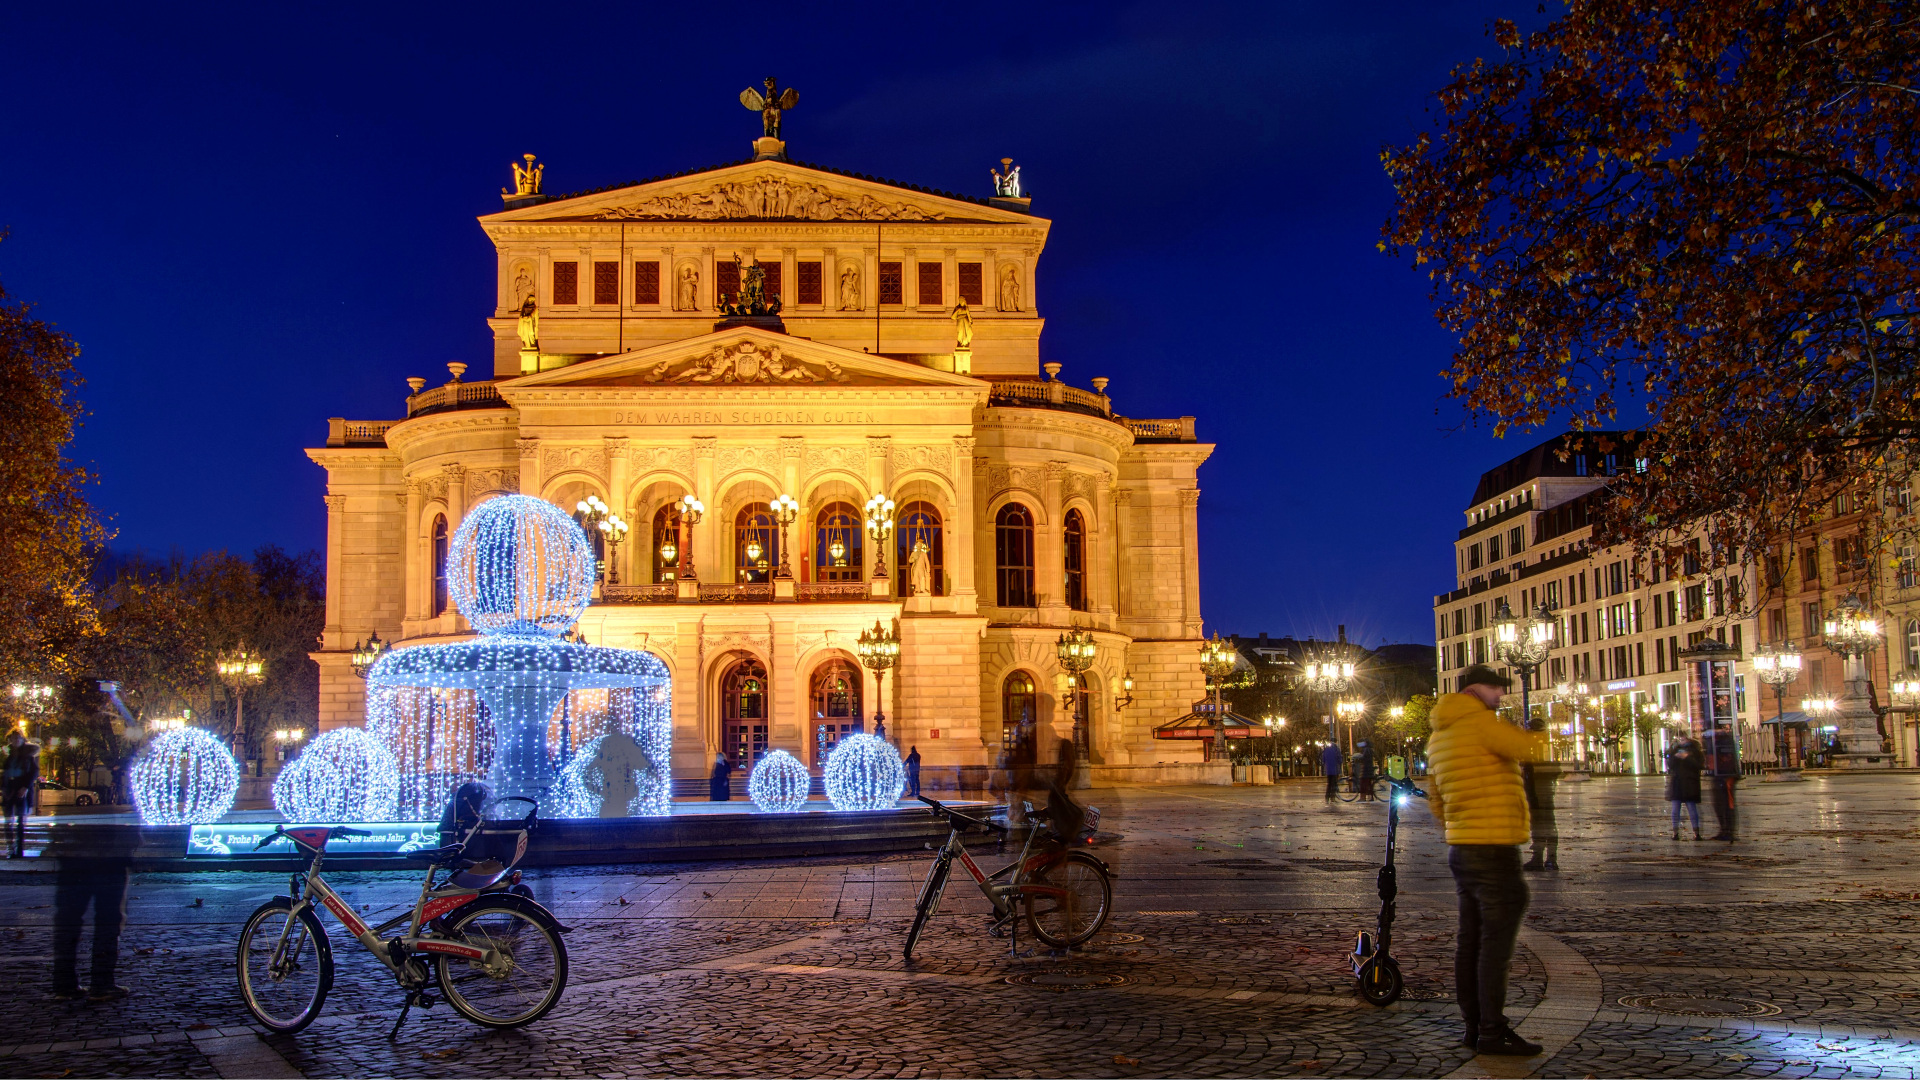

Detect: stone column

[323,494,345,649]
[606,436,630,582]
[403,480,424,619]
[445,465,468,538]
[693,437,716,584]
[951,436,977,613]
[1179,487,1202,638]
[1095,478,1118,619]
[1113,487,1135,623]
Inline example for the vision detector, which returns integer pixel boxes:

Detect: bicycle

[1339,774,1387,803]
[235,795,569,1038]
[903,794,1112,960]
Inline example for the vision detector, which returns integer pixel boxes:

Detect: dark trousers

[53,860,130,993]
[1709,777,1736,839]
[906,769,920,797]
[1449,844,1530,1037]
[1324,773,1340,801]
[4,799,26,855]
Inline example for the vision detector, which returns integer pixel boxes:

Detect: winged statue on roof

[741,77,799,139]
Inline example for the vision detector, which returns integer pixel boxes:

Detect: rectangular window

[1767,607,1786,641]
[1468,544,1483,571]
[958,262,983,305]
[1636,641,1645,676]
[918,261,943,306]
[1666,591,1678,626]
[1684,584,1706,622]
[1580,611,1589,643]
[1802,546,1819,583]
[1578,574,1587,604]
[1508,525,1525,555]
[758,260,782,302]
[797,261,822,305]
[1472,603,1485,631]
[1608,561,1626,596]
[1545,580,1561,609]
[1653,598,1664,630]
[1453,609,1466,636]
[878,261,903,304]
[552,261,578,305]
[634,261,660,305]
[593,261,619,306]
[1900,545,1917,590]
[1488,535,1503,562]
[1656,637,1666,672]
[715,260,741,303]
[1804,601,1823,641]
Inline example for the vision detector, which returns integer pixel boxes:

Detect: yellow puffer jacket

[1425,691,1547,847]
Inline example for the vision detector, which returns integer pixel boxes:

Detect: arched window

[1908,618,1919,672]
[722,656,769,769]
[734,502,778,583]
[1064,508,1087,612]
[652,504,679,583]
[1001,671,1037,754]
[896,501,944,596]
[810,658,864,765]
[430,516,449,616]
[995,503,1035,607]
[814,502,863,582]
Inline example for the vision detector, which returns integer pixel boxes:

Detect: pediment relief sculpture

[645,339,849,385]
[594,176,949,222]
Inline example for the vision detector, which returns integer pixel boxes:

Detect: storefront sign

[186,822,439,857]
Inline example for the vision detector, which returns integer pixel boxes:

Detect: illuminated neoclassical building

[308,123,1214,786]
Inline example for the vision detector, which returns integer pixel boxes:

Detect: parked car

[35,779,96,807]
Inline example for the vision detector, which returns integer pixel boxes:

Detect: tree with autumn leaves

[1384,2,1919,574]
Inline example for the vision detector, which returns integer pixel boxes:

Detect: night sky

[1,1,1547,647]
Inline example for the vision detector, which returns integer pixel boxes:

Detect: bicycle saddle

[449,858,510,891]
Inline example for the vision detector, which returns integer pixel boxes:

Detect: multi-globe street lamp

[855,620,900,742]
[1752,641,1805,775]
[1822,594,1884,759]
[1198,635,1238,760]
[1492,600,1556,732]
[664,494,705,583]
[770,494,800,579]
[1335,698,1366,759]
[9,683,54,740]
[215,648,266,760]
[864,495,896,583]
[1057,629,1098,783]
[350,632,390,679]
[1300,654,1356,748]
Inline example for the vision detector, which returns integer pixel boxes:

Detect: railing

[407,381,505,418]
[987,380,1113,416]
[600,583,678,603]
[1119,416,1199,442]
[699,583,775,603]
[326,419,399,447]
[795,582,871,601]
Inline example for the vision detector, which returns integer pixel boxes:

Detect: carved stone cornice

[692,436,717,460]
[589,176,956,223]
[640,338,848,385]
[324,494,346,513]
[1179,488,1202,508]
[779,436,805,460]
[603,436,630,461]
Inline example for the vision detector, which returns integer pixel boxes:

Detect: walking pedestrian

[708,752,733,802]
[3,731,41,858]
[1703,725,1739,842]
[49,824,137,1002]
[1425,665,1547,1057]
[1664,734,1703,841]
[1356,740,1377,801]
[88,761,113,807]
[904,746,922,798]
[1322,741,1343,804]
[1520,763,1560,871]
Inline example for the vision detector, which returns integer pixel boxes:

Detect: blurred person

[1665,734,1703,841]
[904,745,922,798]
[1322,741,1343,804]
[48,823,138,1002]
[1356,740,1377,801]
[1425,665,1548,1057]
[3,731,40,858]
[709,752,733,802]
[1520,763,1560,871]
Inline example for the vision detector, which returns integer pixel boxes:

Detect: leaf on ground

[1723,1052,1749,1061]
[1112,1055,1141,1066]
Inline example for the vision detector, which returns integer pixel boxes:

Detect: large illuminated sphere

[823,735,905,811]
[447,495,595,637]
[748,749,811,813]
[132,728,239,825]
[271,728,399,822]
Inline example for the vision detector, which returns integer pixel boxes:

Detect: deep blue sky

[2,1,1545,647]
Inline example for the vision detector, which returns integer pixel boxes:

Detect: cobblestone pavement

[2,773,1919,1077]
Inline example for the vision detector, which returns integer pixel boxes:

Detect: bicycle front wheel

[1024,851,1112,948]
[237,898,332,1034]
[904,857,951,960]
[435,902,569,1029]
[1339,779,1362,803]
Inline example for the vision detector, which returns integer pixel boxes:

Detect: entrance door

[810,659,863,766]
[722,657,770,770]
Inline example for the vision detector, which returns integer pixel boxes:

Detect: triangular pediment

[485,160,1028,225]
[501,328,988,395]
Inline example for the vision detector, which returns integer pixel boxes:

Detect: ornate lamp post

[271,726,306,766]
[864,495,896,581]
[1057,629,1098,785]
[770,493,800,579]
[1823,594,1885,761]
[1300,654,1356,747]
[1335,697,1366,760]
[1752,641,1805,779]
[600,513,630,583]
[669,494,705,582]
[9,683,54,741]
[856,620,900,741]
[1198,635,1238,760]
[1492,601,1556,731]
[216,648,266,760]
[349,632,390,679]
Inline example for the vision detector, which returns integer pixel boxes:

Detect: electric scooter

[1351,772,1424,1005]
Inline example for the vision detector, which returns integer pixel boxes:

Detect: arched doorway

[810,658,863,766]
[1001,671,1038,759]
[720,656,769,769]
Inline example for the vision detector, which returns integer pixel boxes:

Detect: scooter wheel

[1356,955,1403,1006]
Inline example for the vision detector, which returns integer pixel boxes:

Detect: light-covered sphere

[749,749,811,813]
[271,728,400,822]
[823,734,905,811]
[133,728,239,825]
[446,494,595,637]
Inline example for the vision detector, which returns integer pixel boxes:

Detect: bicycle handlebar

[917,794,1008,835]
[253,826,286,851]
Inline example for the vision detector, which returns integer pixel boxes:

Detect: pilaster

[517,438,541,495]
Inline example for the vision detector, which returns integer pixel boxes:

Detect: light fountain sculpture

[364,495,672,817]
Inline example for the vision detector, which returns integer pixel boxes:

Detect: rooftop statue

[741,77,799,140]
[718,254,782,317]
[505,153,543,197]
[950,297,974,349]
[992,158,1022,198]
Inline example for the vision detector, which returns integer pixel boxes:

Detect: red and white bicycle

[235,795,568,1037]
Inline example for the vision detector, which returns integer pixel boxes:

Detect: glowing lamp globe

[446,495,595,637]
[132,727,239,825]
[823,734,905,811]
[749,749,811,813]
[271,728,400,822]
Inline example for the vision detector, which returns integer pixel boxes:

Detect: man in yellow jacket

[1426,665,1549,1057]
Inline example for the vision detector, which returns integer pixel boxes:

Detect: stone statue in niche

[838,265,862,310]
[676,265,700,311]
[506,153,543,197]
[740,77,799,139]
[512,265,534,307]
[950,298,974,349]
[998,264,1023,312]
[991,158,1022,198]
[909,540,933,597]
[516,296,539,351]
[581,732,648,818]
